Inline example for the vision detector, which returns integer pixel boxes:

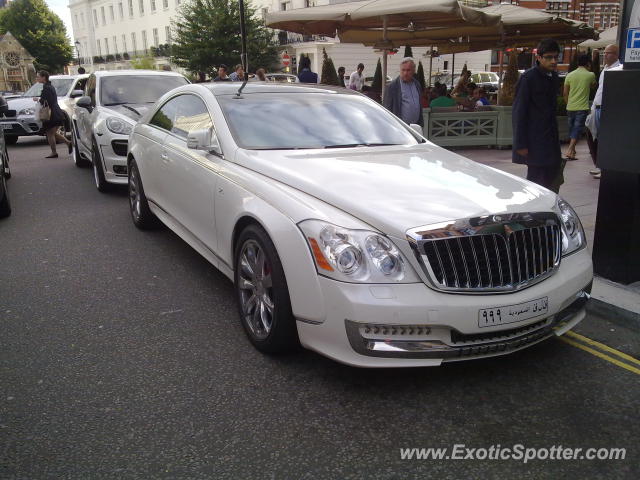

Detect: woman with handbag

[35,70,72,158]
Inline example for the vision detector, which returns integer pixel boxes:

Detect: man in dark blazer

[512,39,563,192]
[383,58,424,127]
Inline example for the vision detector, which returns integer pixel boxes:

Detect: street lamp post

[74,41,81,69]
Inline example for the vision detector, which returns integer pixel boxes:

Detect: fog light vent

[113,165,128,175]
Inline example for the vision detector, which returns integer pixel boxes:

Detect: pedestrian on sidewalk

[383,58,424,127]
[35,70,71,159]
[512,39,563,193]
[585,44,620,179]
[563,54,596,160]
[297,56,318,84]
[229,64,245,82]
[349,63,365,91]
[337,66,346,87]
[213,65,231,82]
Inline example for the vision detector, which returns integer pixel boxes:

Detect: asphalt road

[1,137,639,479]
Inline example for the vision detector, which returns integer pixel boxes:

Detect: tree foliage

[0,0,73,73]
[320,48,339,85]
[371,58,382,93]
[172,0,279,76]
[416,61,426,90]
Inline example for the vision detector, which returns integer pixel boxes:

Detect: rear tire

[234,224,298,353]
[128,159,161,229]
[92,139,110,192]
[0,174,11,218]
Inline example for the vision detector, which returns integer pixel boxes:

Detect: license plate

[1,124,12,130]
[479,297,548,328]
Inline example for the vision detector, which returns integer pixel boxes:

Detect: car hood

[238,144,556,237]
[7,96,65,113]
[104,104,151,123]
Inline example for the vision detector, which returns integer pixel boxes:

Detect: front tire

[92,139,110,192]
[128,159,161,229]
[0,174,11,218]
[72,127,89,168]
[234,224,298,353]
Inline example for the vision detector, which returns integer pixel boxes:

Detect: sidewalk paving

[453,142,640,329]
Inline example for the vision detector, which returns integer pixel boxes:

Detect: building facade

[0,32,36,92]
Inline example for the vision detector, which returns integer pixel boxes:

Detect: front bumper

[98,136,129,184]
[295,247,593,367]
[0,117,41,136]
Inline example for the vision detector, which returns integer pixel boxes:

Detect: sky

[46,0,74,43]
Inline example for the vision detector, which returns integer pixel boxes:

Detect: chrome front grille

[407,213,562,293]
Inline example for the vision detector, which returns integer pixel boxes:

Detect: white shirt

[593,60,621,107]
[349,71,365,91]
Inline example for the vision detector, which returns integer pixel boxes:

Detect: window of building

[142,30,148,51]
[131,32,137,52]
[589,14,594,26]
[122,34,127,53]
[105,38,109,55]
[93,9,98,27]
[119,2,124,18]
[176,0,181,5]
[113,36,118,54]
[281,2,291,11]
[97,39,102,56]
[110,5,115,21]
[153,28,159,47]
[80,12,85,28]
[261,7,268,20]
[139,0,144,15]
[128,0,134,17]
[101,6,106,25]
[163,0,168,8]
[151,0,156,12]
[165,26,171,43]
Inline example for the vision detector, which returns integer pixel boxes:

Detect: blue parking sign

[627,28,640,48]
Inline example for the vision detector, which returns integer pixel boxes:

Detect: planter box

[422,108,498,147]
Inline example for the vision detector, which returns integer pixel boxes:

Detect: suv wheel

[92,139,110,192]
[72,127,89,168]
[128,159,161,229]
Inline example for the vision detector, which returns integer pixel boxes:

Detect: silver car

[0,74,88,145]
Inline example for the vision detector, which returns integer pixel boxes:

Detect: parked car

[126,82,592,367]
[1,126,11,218]
[265,73,299,83]
[0,74,88,145]
[341,74,393,88]
[429,72,461,88]
[72,70,189,191]
[469,72,500,92]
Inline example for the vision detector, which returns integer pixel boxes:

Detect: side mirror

[187,128,222,156]
[70,90,84,99]
[409,123,423,135]
[76,96,92,111]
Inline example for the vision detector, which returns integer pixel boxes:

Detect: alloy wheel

[238,239,275,340]
[129,167,141,222]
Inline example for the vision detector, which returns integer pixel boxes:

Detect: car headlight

[299,219,420,283]
[18,107,35,116]
[106,117,133,135]
[555,197,586,256]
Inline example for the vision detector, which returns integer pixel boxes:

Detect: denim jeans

[567,110,589,140]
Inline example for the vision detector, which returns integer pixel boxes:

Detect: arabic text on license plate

[478,297,548,328]
[2,124,13,130]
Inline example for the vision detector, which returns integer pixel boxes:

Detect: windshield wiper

[323,143,399,149]
[120,104,142,116]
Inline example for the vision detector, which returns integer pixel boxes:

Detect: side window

[75,78,88,92]
[171,95,213,139]
[86,75,96,105]
[150,94,213,139]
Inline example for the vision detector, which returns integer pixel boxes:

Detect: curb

[586,298,640,332]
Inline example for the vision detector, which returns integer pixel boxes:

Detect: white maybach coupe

[127,82,593,367]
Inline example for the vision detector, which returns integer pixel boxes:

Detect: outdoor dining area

[266,0,599,148]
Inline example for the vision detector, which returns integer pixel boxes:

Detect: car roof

[202,82,361,96]
[50,74,89,80]
[91,69,186,78]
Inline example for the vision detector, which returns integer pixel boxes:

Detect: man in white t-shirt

[349,63,365,91]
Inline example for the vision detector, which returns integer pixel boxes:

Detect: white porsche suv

[72,70,188,191]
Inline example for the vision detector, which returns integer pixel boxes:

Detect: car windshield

[100,75,188,105]
[479,73,499,83]
[24,79,74,97]
[217,93,420,150]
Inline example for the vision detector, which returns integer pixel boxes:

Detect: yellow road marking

[558,336,640,375]
[565,330,640,366]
